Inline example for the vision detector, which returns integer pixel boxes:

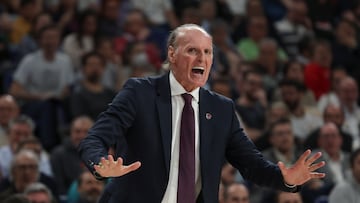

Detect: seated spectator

[14,12,52,63]
[24,183,53,203]
[0,115,35,177]
[235,70,267,141]
[273,60,316,107]
[0,150,57,201]
[275,191,303,203]
[51,0,78,37]
[75,171,105,203]
[304,40,332,100]
[329,148,360,203]
[0,95,19,147]
[96,38,126,91]
[9,24,75,150]
[3,194,30,203]
[279,80,322,142]
[50,116,94,200]
[9,0,39,44]
[17,136,52,177]
[304,104,353,153]
[98,0,122,38]
[262,118,302,167]
[63,9,98,70]
[224,183,250,203]
[70,52,116,120]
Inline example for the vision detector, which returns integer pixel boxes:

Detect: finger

[117,157,123,166]
[309,161,325,172]
[305,152,322,166]
[310,172,326,179]
[298,149,312,163]
[100,157,108,167]
[108,155,115,163]
[124,161,141,173]
[277,161,287,174]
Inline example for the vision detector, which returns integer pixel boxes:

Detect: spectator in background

[329,148,360,203]
[275,191,303,203]
[0,150,57,202]
[279,80,322,142]
[337,77,360,149]
[96,38,126,91]
[50,116,93,199]
[273,60,316,107]
[305,104,353,153]
[113,8,166,64]
[224,183,250,203]
[15,12,52,62]
[52,0,78,37]
[70,52,116,120]
[210,19,242,80]
[0,95,19,146]
[24,183,53,203]
[3,194,30,203]
[304,40,332,100]
[179,5,202,25]
[274,0,313,58]
[98,0,122,38]
[75,171,105,203]
[235,70,267,141]
[317,67,348,113]
[130,0,178,30]
[295,35,315,65]
[262,118,302,167]
[10,0,40,44]
[9,25,74,150]
[255,38,285,99]
[63,9,98,70]
[199,0,217,32]
[331,18,360,82]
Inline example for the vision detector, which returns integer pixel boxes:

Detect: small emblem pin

[206,113,212,120]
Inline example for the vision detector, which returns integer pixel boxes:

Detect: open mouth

[192,67,205,75]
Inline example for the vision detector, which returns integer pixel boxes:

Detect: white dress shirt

[161,72,201,202]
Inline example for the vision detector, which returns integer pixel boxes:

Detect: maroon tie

[177,93,196,203]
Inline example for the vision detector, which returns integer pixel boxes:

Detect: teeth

[192,66,204,70]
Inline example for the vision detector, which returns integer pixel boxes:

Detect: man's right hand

[94,155,141,178]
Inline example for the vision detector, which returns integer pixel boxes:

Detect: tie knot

[181,93,193,105]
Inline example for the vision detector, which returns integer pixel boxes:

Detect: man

[24,183,53,203]
[0,150,57,202]
[0,95,20,146]
[0,116,52,178]
[76,171,105,203]
[262,118,302,167]
[224,183,250,203]
[9,24,74,151]
[79,24,325,203]
[51,116,94,197]
[329,148,360,203]
[275,191,303,203]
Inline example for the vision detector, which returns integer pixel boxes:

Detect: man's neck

[83,81,104,92]
[43,51,56,61]
[291,105,304,117]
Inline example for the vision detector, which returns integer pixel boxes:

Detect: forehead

[176,28,212,47]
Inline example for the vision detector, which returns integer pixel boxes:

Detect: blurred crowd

[0,0,360,203]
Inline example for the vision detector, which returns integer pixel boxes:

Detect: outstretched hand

[94,155,141,178]
[278,149,326,186]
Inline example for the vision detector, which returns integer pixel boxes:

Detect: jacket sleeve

[225,103,300,192]
[78,78,139,176]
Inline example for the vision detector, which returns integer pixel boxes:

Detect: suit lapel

[199,88,213,173]
[155,72,172,174]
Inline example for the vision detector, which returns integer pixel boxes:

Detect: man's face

[26,192,51,203]
[225,184,250,203]
[71,119,93,147]
[243,73,262,101]
[270,123,294,153]
[9,123,32,150]
[324,106,344,127]
[280,86,301,110]
[78,172,104,203]
[40,29,60,54]
[277,192,303,203]
[83,56,105,84]
[0,97,19,126]
[168,28,213,91]
[12,156,39,192]
[319,124,342,156]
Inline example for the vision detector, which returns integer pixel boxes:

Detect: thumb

[278,161,287,175]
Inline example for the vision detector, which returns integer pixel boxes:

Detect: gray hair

[167,24,212,49]
[24,182,53,202]
[8,115,35,132]
[10,149,40,180]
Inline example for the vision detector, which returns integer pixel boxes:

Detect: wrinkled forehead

[175,26,212,46]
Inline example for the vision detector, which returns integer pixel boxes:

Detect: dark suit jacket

[78,72,298,203]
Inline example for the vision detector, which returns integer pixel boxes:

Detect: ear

[168,46,176,63]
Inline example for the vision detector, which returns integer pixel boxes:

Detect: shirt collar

[169,71,199,103]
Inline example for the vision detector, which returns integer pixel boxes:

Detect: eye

[188,48,197,54]
[204,49,212,55]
